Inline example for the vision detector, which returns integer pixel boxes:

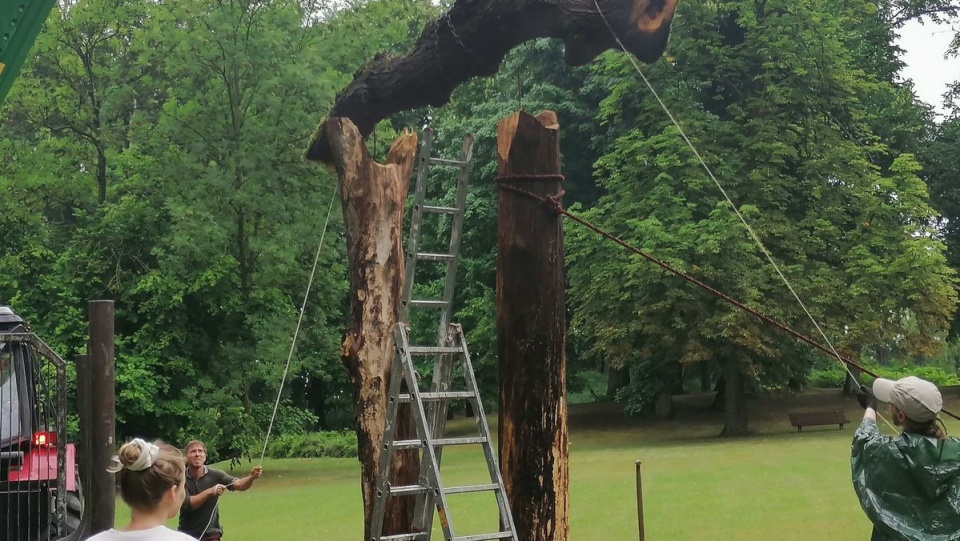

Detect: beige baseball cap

[872,376,943,423]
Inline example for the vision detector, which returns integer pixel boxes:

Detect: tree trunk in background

[654,390,672,419]
[324,118,420,539]
[719,358,748,437]
[700,362,712,393]
[672,362,684,394]
[607,366,628,400]
[844,366,862,396]
[711,375,725,410]
[496,110,569,541]
[841,343,863,395]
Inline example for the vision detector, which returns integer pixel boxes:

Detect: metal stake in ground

[636,461,645,541]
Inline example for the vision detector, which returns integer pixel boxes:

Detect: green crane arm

[0,0,57,108]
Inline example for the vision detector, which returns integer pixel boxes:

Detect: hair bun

[107,438,161,473]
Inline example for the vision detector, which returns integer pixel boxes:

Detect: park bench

[788,411,850,432]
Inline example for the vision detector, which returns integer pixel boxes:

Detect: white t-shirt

[87,526,197,541]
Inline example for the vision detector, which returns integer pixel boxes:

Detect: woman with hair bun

[88,438,195,541]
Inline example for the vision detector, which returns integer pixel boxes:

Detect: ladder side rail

[400,129,435,323]
[426,326,469,470]
[414,133,475,532]
[413,331,461,530]
[436,134,475,332]
[425,134,474,520]
[395,324,459,541]
[371,350,414,541]
[453,325,519,541]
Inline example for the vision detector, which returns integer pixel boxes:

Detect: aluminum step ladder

[370,130,518,541]
[399,127,472,331]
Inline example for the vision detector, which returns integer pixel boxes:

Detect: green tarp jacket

[852,418,960,540]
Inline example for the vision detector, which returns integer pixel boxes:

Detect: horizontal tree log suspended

[305,0,679,164]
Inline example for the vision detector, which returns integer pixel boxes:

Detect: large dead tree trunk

[324,118,420,539]
[496,110,569,541]
[305,0,679,164]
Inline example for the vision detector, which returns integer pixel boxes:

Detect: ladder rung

[393,436,486,450]
[444,483,499,495]
[428,157,467,167]
[388,484,431,497]
[434,436,486,446]
[380,534,429,541]
[408,299,449,309]
[455,533,513,541]
[393,439,425,450]
[398,391,475,402]
[416,252,455,262]
[406,346,462,355]
[422,205,459,215]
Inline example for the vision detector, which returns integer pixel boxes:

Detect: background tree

[0,0,388,456]
[568,0,957,435]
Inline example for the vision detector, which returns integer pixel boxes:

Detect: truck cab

[0,307,80,541]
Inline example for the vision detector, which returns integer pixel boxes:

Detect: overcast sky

[897,19,960,115]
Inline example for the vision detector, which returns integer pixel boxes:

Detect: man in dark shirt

[177,440,263,541]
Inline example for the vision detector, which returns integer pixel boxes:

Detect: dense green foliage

[265,430,358,459]
[0,0,439,459]
[567,0,959,433]
[2,0,960,452]
[808,362,960,388]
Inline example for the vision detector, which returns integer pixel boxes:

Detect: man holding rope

[178,440,263,541]
[853,377,960,540]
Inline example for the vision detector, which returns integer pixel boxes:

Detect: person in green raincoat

[853,376,960,540]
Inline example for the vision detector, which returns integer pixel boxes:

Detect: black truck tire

[38,473,83,541]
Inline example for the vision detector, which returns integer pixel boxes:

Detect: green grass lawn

[115,388,960,540]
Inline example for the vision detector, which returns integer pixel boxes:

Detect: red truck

[0,306,82,540]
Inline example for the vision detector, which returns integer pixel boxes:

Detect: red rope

[496,183,960,422]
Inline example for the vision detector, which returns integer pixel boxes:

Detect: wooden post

[87,300,116,535]
[496,110,569,541]
[636,461,645,541]
[322,118,420,539]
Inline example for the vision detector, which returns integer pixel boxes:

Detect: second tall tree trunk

[496,110,569,541]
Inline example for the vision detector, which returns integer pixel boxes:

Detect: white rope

[195,480,236,541]
[591,1,896,430]
[259,185,340,463]
[195,185,339,541]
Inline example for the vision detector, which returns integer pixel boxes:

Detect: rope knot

[495,174,566,215]
[545,190,565,215]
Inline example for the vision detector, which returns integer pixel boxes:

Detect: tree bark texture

[606,365,629,399]
[305,0,679,164]
[496,110,569,541]
[324,118,420,539]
